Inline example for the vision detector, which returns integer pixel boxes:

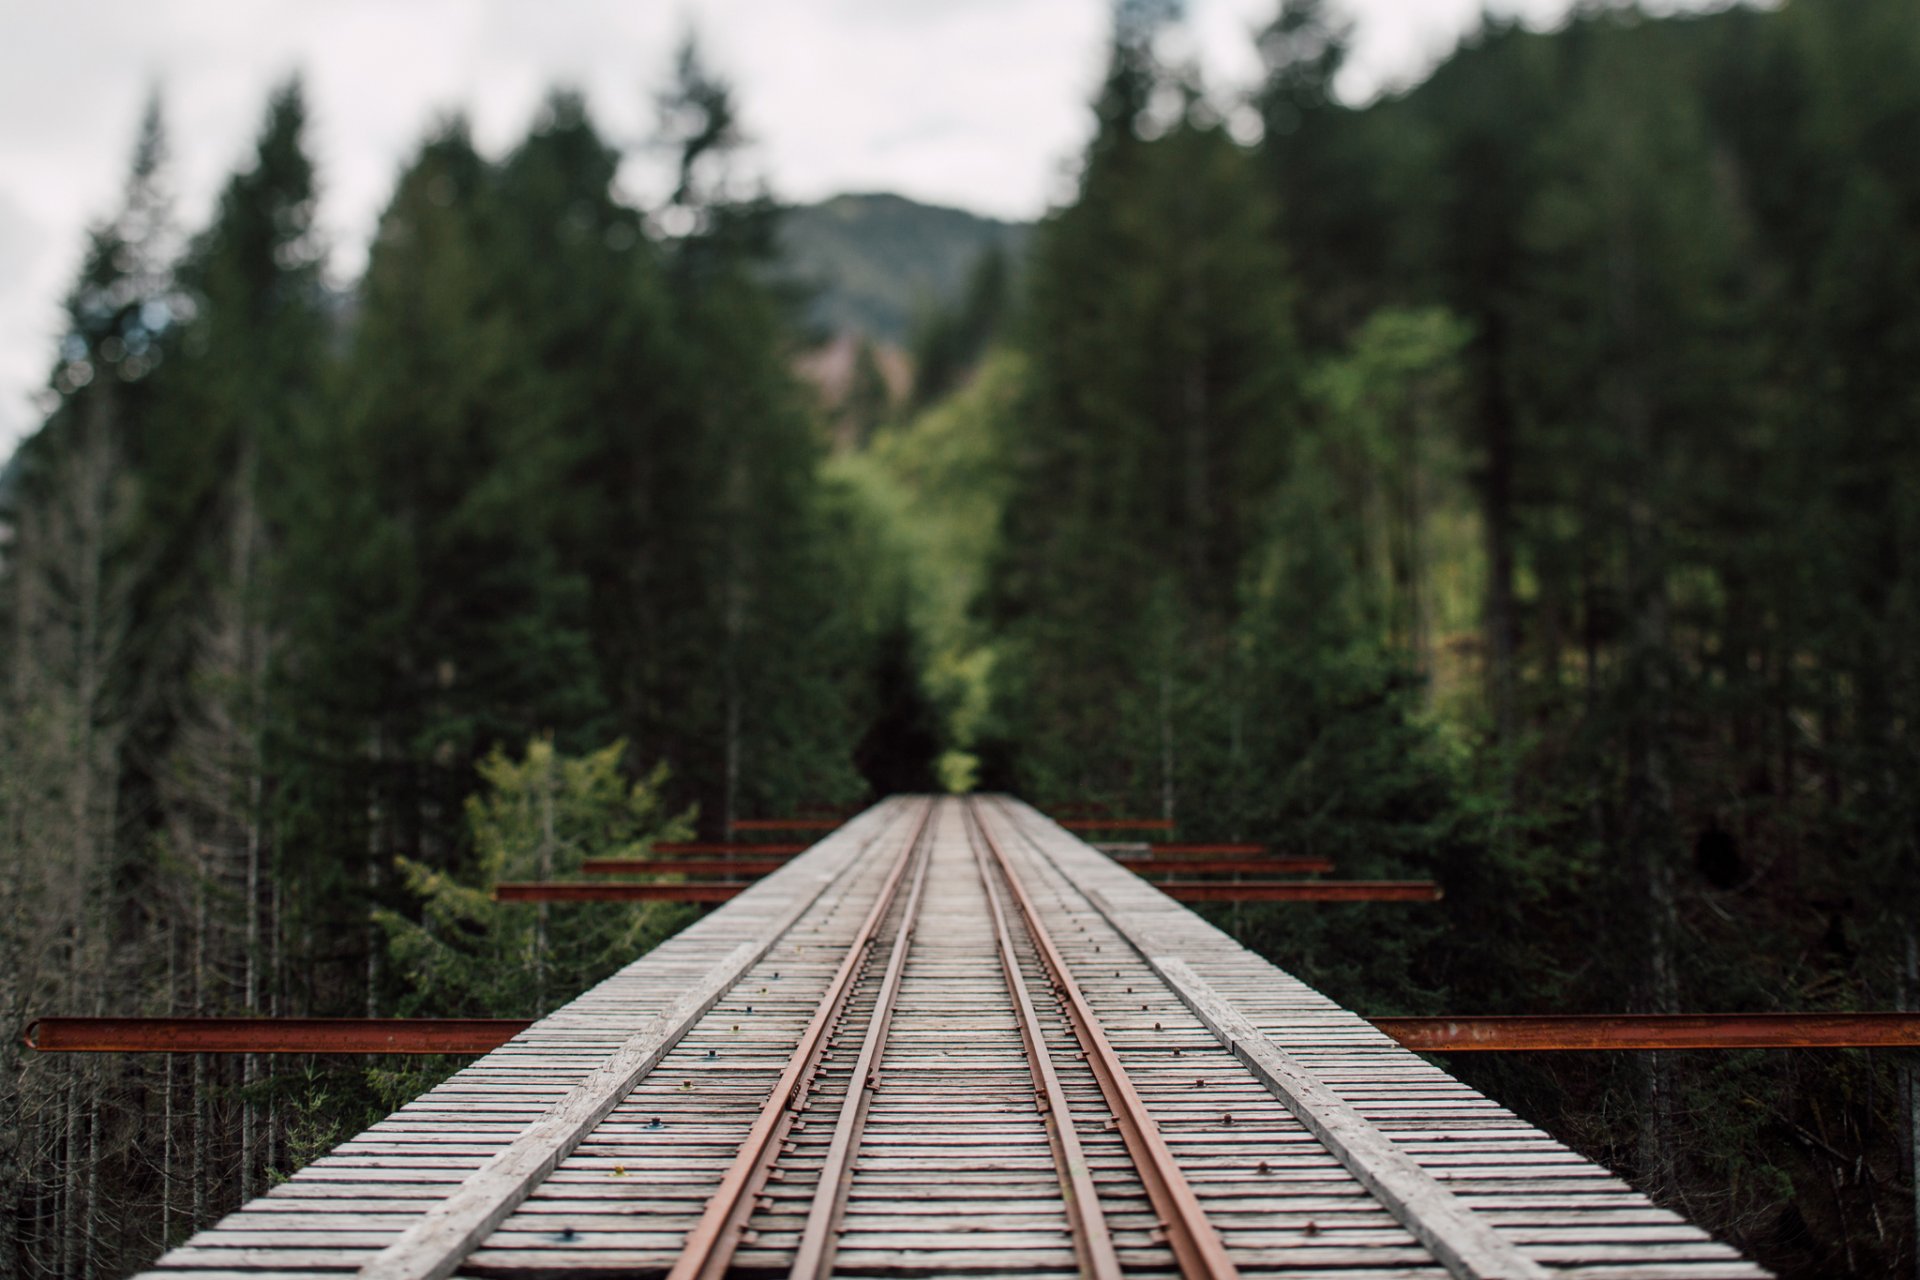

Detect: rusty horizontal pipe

[23,1017,531,1055]
[1096,842,1284,859]
[34,1012,1920,1057]
[581,859,785,877]
[1059,818,1176,832]
[1144,842,1271,855]
[731,818,840,832]
[1164,880,1441,902]
[1120,858,1336,876]
[1374,1012,1920,1052]
[494,882,745,903]
[654,842,807,856]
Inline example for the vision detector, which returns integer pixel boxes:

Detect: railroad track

[142,796,1767,1280]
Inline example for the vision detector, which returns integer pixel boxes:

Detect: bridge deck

[138,796,1766,1279]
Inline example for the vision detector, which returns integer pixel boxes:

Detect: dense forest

[2,2,1917,1277]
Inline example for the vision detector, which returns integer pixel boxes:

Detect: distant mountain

[776,193,1029,344]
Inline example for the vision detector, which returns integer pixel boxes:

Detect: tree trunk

[1159,645,1176,825]
[536,746,555,1015]
[62,1074,80,1278]
[84,1090,100,1280]
[1610,220,1679,1197]
[163,931,175,1247]
[236,428,266,1202]
[267,871,282,1179]
[1907,924,1919,1280]
[1479,318,1520,742]
[192,868,208,1230]
[366,728,383,1018]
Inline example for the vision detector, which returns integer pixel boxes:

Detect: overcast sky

[0,0,1727,457]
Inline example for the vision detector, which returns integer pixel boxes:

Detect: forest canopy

[4,3,1919,1278]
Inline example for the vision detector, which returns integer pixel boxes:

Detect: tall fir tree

[987,5,1298,810]
[154,77,328,1208]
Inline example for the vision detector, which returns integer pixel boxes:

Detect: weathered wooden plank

[993,796,1769,1279]
[143,796,1771,1280]
[350,806,906,1280]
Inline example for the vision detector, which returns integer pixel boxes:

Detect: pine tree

[910,245,1010,407]
[378,738,693,1018]
[151,77,329,1210]
[0,91,178,1279]
[988,6,1299,808]
[651,40,867,823]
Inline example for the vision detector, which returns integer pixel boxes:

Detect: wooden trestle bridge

[134,796,1766,1279]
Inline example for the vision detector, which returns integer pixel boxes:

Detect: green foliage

[1284,6,1920,1272]
[1299,307,1478,687]
[8,4,1920,1276]
[986,43,1303,802]
[832,349,1027,784]
[909,246,1012,407]
[378,738,694,1017]
[268,1064,355,1187]
[2,65,915,1272]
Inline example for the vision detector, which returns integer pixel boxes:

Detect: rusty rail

[493,882,744,903]
[580,858,787,877]
[1376,1012,1920,1051]
[654,842,808,856]
[23,1017,531,1055]
[1058,817,1176,832]
[1140,842,1270,855]
[974,802,1241,1280]
[1120,857,1336,876]
[666,799,935,1280]
[788,813,939,1279]
[963,805,1124,1280]
[731,818,841,832]
[1162,880,1441,902]
[38,1012,1920,1057]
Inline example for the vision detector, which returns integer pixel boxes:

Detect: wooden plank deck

[135,796,1767,1280]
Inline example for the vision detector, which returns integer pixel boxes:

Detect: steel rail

[666,798,935,1280]
[970,799,1242,1280]
[733,818,843,832]
[356,799,912,1280]
[580,858,789,877]
[654,842,809,855]
[1058,817,1176,832]
[991,798,1551,1280]
[1138,842,1271,855]
[1119,858,1336,876]
[41,1011,1920,1057]
[787,809,939,1280]
[493,882,745,902]
[962,803,1124,1280]
[1161,880,1441,902]
[22,1017,530,1055]
[1374,1011,1920,1051]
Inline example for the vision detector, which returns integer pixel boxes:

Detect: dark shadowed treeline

[0,54,907,1277]
[857,2,1920,1276]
